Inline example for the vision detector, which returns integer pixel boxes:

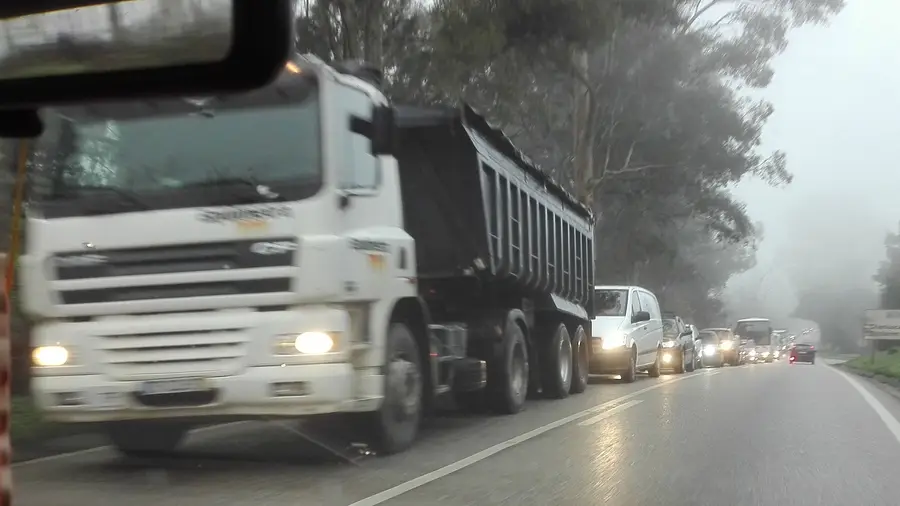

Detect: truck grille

[53,238,296,305]
[97,327,248,380]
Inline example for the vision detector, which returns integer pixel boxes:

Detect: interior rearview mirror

[632,311,650,324]
[0,0,293,109]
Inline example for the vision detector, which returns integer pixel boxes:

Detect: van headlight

[720,340,733,350]
[601,333,626,349]
[703,345,717,356]
[274,332,338,355]
[32,345,73,367]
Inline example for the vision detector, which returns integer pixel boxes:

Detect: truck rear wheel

[370,322,423,454]
[106,421,190,458]
[542,323,573,399]
[569,325,589,394]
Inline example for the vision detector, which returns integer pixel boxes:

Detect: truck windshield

[735,321,772,345]
[595,289,627,317]
[31,75,322,218]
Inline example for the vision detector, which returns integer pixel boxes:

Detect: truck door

[330,82,400,301]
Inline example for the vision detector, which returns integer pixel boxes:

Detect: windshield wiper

[58,185,151,213]
[182,176,286,204]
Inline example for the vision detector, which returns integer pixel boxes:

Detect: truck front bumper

[30,307,384,423]
[33,363,384,423]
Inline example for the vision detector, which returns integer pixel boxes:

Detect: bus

[734,318,775,363]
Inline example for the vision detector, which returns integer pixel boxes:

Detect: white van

[589,285,665,382]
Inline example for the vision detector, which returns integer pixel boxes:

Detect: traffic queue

[590,286,803,379]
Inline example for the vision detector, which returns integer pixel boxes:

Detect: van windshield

[595,290,628,317]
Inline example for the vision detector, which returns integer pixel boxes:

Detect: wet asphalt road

[16,359,900,506]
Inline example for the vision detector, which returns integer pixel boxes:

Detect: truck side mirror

[349,104,396,156]
[371,105,396,155]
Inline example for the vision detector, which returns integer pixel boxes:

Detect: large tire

[106,421,190,458]
[648,348,661,378]
[369,322,424,454]
[622,347,637,383]
[542,323,573,399]
[569,325,589,394]
[488,318,530,414]
[685,349,694,372]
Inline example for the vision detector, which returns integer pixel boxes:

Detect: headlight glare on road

[703,344,717,356]
[32,345,71,367]
[601,333,626,349]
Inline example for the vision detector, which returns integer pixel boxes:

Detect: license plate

[140,378,208,396]
[93,389,126,410]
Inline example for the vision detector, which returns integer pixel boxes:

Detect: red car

[789,344,816,365]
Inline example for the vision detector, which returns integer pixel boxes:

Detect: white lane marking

[577,399,643,426]
[831,367,900,444]
[13,421,251,467]
[348,370,719,506]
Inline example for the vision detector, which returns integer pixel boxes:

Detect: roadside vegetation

[11,396,56,444]
[844,351,900,379]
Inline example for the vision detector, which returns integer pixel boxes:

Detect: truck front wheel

[106,421,190,458]
[371,322,424,454]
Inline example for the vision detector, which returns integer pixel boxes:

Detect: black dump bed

[395,104,594,316]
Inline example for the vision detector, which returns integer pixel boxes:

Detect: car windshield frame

[31,72,323,218]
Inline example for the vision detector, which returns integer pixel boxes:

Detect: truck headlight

[274,332,338,355]
[32,345,72,367]
[703,345,717,356]
[601,333,626,349]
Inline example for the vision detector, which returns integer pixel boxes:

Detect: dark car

[789,343,816,365]
[661,314,697,374]
[697,330,724,368]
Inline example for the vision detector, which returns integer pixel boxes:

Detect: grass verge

[11,396,59,444]
[843,351,900,379]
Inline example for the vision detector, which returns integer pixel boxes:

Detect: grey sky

[725,0,900,320]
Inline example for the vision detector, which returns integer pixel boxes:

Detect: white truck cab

[22,55,421,452]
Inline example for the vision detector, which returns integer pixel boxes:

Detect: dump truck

[21,53,595,456]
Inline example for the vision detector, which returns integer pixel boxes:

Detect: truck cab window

[335,84,379,190]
